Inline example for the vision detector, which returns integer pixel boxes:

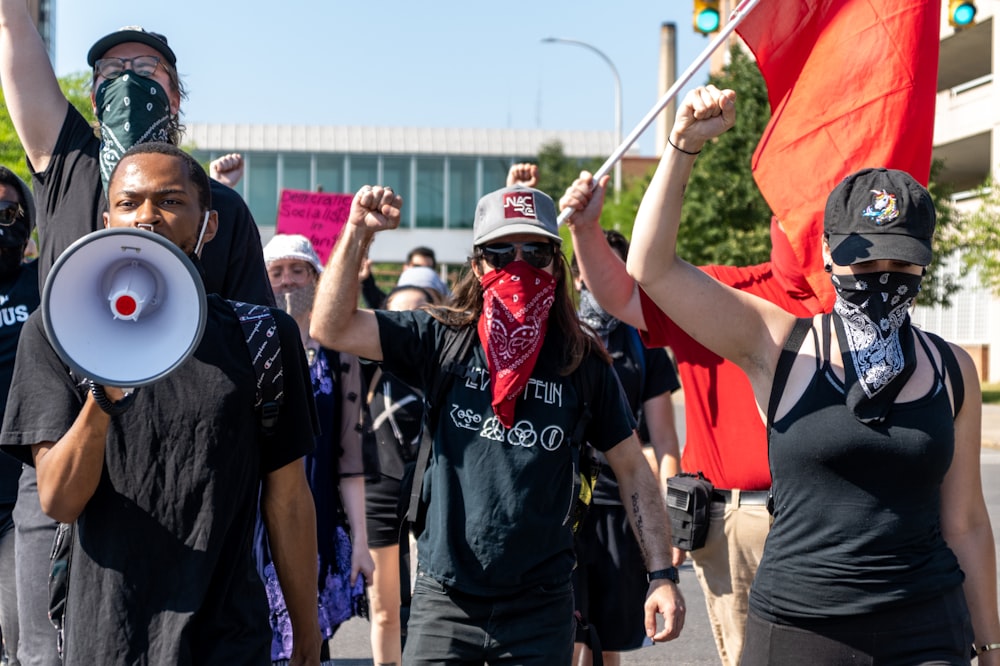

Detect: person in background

[596,84,1000,664]
[261,234,374,665]
[506,161,684,664]
[0,167,41,666]
[570,229,681,666]
[364,269,446,666]
[360,246,445,310]
[0,11,275,663]
[310,182,683,664]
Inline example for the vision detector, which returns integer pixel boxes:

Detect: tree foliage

[1,71,95,181]
[957,176,1000,297]
[679,45,773,266]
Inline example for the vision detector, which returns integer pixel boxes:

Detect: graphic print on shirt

[447,362,568,451]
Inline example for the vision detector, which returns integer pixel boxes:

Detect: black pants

[741,586,973,666]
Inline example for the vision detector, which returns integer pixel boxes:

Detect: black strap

[405,325,477,527]
[766,318,813,433]
[922,330,965,416]
[229,301,284,435]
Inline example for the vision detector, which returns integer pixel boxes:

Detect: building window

[349,156,379,192]
[448,157,478,229]
[316,154,345,193]
[247,152,279,227]
[416,157,445,229]
[383,157,412,227]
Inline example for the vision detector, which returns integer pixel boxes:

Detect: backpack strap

[229,301,284,435]
[405,324,477,528]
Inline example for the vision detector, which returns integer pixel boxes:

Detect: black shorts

[365,473,404,548]
[572,503,649,652]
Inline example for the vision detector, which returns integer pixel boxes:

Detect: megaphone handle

[88,381,139,416]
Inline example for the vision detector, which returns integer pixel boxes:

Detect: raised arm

[626,86,794,397]
[0,0,71,172]
[561,171,646,329]
[940,347,1000,664]
[310,186,401,360]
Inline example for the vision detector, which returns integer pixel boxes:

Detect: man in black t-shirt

[0,144,321,665]
[0,166,40,666]
[0,10,276,662]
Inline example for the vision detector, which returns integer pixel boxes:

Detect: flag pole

[558,0,764,224]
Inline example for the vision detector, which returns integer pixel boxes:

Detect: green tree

[679,44,772,266]
[1,71,95,180]
[957,174,1000,297]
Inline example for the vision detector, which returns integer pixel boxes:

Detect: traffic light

[694,0,721,34]
[948,0,977,28]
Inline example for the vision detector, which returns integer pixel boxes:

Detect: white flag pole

[558,0,765,225]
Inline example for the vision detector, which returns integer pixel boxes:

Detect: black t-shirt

[365,364,424,481]
[31,104,274,305]
[376,310,636,595]
[592,325,679,505]
[0,261,40,504]
[0,296,316,664]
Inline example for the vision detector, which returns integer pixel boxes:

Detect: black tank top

[750,315,965,622]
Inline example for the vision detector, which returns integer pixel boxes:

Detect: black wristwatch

[647,567,679,584]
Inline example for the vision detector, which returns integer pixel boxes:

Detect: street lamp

[541,37,622,200]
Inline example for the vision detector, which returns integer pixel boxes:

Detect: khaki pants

[690,496,771,666]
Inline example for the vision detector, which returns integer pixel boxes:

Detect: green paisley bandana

[95,72,172,191]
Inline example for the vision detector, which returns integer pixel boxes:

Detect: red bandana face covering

[478,260,557,428]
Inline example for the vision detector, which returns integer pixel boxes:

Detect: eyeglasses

[94,55,161,80]
[479,241,556,270]
[0,201,24,227]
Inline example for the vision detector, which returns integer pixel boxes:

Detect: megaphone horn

[42,228,208,388]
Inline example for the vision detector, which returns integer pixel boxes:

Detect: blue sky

[54,1,717,156]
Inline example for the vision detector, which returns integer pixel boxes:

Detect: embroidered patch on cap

[503,192,537,219]
[862,189,899,225]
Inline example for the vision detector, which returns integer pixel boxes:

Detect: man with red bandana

[310,183,684,664]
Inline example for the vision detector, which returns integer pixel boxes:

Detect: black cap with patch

[825,167,935,267]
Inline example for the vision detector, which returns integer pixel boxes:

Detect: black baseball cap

[87,26,177,68]
[824,167,935,267]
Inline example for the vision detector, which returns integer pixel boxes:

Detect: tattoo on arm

[631,492,650,565]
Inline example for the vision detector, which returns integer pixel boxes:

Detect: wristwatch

[647,567,680,584]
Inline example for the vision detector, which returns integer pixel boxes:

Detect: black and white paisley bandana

[831,270,923,424]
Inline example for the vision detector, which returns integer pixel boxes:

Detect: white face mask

[193,210,210,257]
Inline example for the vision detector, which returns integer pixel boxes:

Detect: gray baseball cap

[472,186,561,246]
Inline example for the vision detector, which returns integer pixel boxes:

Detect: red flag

[736,0,942,306]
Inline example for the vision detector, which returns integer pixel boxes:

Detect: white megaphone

[41,228,208,388]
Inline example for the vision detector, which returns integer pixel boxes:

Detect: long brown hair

[427,248,610,374]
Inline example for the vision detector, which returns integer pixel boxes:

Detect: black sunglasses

[479,241,556,270]
[0,201,24,227]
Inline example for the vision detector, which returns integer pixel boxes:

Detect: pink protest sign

[275,189,353,264]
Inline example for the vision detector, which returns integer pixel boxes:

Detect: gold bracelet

[979,642,1000,654]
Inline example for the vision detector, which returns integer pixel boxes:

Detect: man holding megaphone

[0,143,323,665]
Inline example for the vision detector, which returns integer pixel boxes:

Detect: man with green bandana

[0,5,276,664]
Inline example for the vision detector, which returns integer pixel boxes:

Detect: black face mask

[0,246,24,279]
[577,286,619,341]
[831,270,923,423]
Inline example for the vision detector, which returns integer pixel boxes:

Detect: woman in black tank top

[606,86,1000,665]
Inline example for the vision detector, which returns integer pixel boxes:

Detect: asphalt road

[325,428,1000,665]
